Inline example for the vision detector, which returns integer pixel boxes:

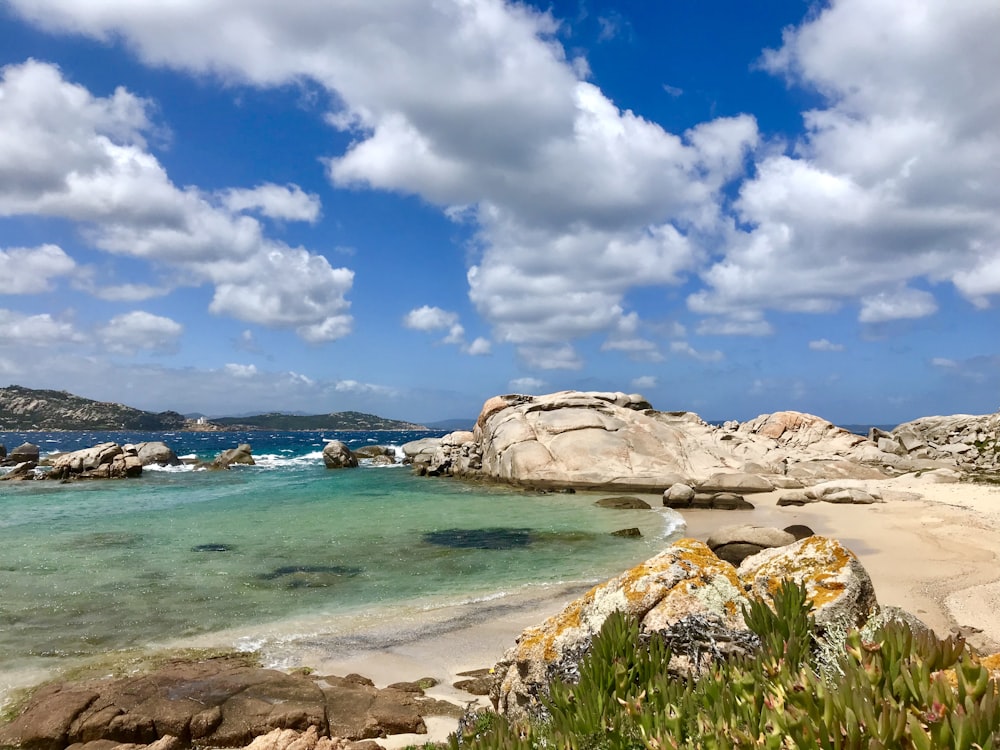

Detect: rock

[777,490,814,506]
[490,539,748,722]
[783,524,815,540]
[594,496,651,510]
[710,492,754,510]
[45,443,142,480]
[135,442,181,467]
[400,438,441,466]
[7,441,40,464]
[322,441,358,469]
[698,472,774,494]
[212,444,255,469]
[0,443,6,460]
[738,536,878,631]
[0,658,463,749]
[662,483,695,507]
[0,461,37,481]
[453,669,492,696]
[706,525,796,566]
[610,527,642,538]
[822,488,877,504]
[352,446,392,460]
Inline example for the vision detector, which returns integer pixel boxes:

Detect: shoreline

[3,475,1000,747]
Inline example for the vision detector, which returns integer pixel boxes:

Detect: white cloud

[858,287,937,323]
[631,375,657,390]
[695,311,774,337]
[0,60,353,342]
[0,244,75,294]
[220,183,321,223]
[692,0,1000,323]
[508,377,546,393]
[0,308,82,345]
[403,305,459,331]
[3,2,757,367]
[224,363,258,378]
[670,341,724,363]
[809,338,845,352]
[518,343,583,371]
[98,310,183,353]
[332,379,396,396]
[931,357,957,368]
[465,337,492,356]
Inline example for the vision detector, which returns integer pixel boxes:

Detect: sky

[0,0,998,425]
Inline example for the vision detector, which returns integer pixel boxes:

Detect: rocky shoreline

[3,390,1000,749]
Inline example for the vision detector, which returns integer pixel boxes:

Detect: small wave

[250,452,325,469]
[143,464,194,473]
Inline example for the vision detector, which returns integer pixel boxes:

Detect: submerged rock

[422,528,532,550]
[594,496,651,509]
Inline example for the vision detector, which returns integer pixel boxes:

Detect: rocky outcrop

[0,385,188,431]
[491,536,877,722]
[135,442,181,467]
[210,445,255,469]
[0,658,461,750]
[414,391,913,491]
[4,441,40,465]
[322,441,358,469]
[880,411,1000,474]
[45,443,143,480]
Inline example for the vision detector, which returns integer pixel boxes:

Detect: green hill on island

[0,385,426,431]
[0,385,188,431]
[209,411,426,431]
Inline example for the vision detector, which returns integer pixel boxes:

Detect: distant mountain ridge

[0,385,188,431]
[0,385,426,431]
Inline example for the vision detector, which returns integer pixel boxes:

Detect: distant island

[0,385,426,431]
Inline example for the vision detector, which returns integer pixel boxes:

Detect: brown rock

[594,496,651,509]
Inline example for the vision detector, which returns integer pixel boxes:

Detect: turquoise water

[0,430,684,683]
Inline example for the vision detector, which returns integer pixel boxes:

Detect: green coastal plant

[452,581,1000,750]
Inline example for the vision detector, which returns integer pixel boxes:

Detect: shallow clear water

[0,430,684,681]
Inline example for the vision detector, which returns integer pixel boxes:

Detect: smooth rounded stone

[453,669,492,696]
[783,524,816,540]
[777,490,815,506]
[710,493,754,510]
[323,440,358,469]
[611,527,642,538]
[0,461,37,480]
[595,496,651,510]
[822,488,877,504]
[706,525,796,550]
[212,444,255,469]
[135,441,180,466]
[368,454,395,466]
[353,445,393,459]
[8,442,40,463]
[713,542,769,566]
[662,483,695,508]
[698,472,775,494]
[690,492,718,509]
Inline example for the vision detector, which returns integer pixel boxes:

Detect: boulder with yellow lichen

[490,535,878,722]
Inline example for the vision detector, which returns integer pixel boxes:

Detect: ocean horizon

[0,429,685,699]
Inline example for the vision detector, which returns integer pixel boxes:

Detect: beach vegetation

[452,580,1000,749]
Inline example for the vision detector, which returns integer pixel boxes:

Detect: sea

[0,429,686,700]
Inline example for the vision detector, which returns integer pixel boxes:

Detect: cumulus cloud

[98,310,183,354]
[220,183,321,223]
[0,60,353,342]
[809,338,845,352]
[0,244,75,294]
[465,336,492,356]
[692,0,1000,325]
[508,377,546,393]
[931,357,957,368]
[224,363,258,378]
[403,304,489,355]
[3,1,758,370]
[631,375,657,390]
[0,308,82,345]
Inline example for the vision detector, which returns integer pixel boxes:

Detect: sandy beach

[299,475,1000,747]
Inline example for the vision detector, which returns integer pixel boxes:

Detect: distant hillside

[209,411,426,431]
[425,418,475,431]
[0,385,188,431]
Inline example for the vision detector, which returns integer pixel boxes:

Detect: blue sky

[1,0,998,425]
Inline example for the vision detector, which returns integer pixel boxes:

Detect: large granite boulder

[888,411,1000,473]
[135,441,181,467]
[418,391,903,490]
[706,524,797,565]
[211,445,255,469]
[45,443,142,480]
[737,536,878,631]
[0,658,461,750]
[491,535,877,722]
[6,442,40,464]
[322,440,358,469]
[490,539,748,721]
